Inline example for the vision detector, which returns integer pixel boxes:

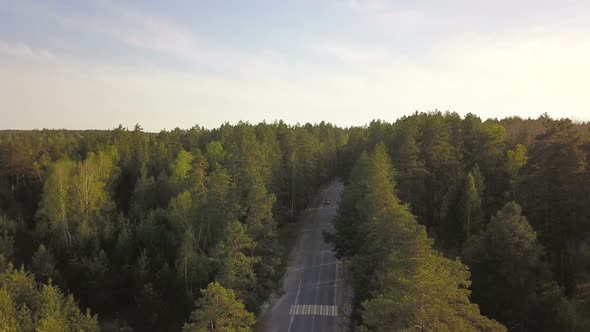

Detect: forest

[331,113,590,331]
[0,122,346,331]
[0,112,589,331]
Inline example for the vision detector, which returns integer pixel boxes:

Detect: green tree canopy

[0,263,98,331]
[182,282,255,332]
[463,202,575,331]
[332,144,504,331]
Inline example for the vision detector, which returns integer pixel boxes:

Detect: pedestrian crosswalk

[289,304,338,316]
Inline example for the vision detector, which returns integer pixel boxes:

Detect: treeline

[1,112,589,331]
[332,112,589,331]
[0,122,346,330]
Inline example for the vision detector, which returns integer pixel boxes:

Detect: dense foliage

[331,144,505,331]
[463,202,574,331]
[332,112,589,331]
[1,112,589,331]
[0,122,345,331]
[182,282,255,332]
[0,261,98,331]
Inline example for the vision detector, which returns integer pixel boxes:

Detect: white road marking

[279,186,344,331]
[334,260,338,306]
[311,236,325,332]
[287,279,302,332]
[288,305,339,316]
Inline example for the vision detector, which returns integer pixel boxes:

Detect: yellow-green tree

[39,159,76,246]
[182,282,255,332]
[0,263,98,331]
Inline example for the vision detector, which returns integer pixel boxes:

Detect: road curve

[257,181,351,332]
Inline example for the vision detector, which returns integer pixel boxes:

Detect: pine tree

[332,144,503,331]
[0,288,18,332]
[0,216,16,262]
[463,202,575,331]
[31,244,59,284]
[182,282,255,332]
[213,221,257,304]
[0,263,98,331]
[518,117,587,295]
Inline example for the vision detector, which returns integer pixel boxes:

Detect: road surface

[257,181,351,332]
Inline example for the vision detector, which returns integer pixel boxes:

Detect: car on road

[323,199,330,205]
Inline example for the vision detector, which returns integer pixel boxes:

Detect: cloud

[0,41,54,60]
[1,1,589,130]
[3,23,590,132]
[312,42,394,65]
[88,3,231,67]
[3,0,251,70]
[346,0,388,10]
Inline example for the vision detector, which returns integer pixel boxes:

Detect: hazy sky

[1,0,590,131]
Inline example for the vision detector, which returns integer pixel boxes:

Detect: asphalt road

[257,181,350,332]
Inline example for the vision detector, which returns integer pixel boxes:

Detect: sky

[1,0,590,131]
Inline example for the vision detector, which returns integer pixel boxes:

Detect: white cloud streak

[0,41,54,60]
